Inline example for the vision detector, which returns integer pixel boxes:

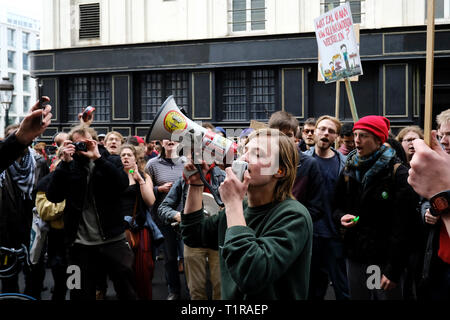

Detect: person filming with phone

[46,124,137,300]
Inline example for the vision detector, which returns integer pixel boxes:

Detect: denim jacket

[158,165,226,225]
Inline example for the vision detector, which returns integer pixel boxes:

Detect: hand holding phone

[82,106,96,121]
[36,82,45,125]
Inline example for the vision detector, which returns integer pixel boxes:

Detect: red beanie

[134,136,145,144]
[353,115,390,143]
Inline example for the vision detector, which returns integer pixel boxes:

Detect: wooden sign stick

[344,78,359,123]
[424,0,435,145]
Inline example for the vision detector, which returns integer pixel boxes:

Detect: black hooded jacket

[46,146,128,246]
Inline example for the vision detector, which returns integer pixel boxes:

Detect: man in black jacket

[334,115,419,300]
[46,125,137,300]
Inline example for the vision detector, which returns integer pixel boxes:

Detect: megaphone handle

[194,164,224,207]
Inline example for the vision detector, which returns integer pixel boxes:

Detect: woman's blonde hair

[246,128,298,202]
[396,125,424,142]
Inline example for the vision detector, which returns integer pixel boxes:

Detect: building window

[23,53,29,70]
[230,0,266,32]
[23,96,30,113]
[426,0,450,20]
[23,75,30,92]
[7,28,15,47]
[10,96,16,113]
[22,32,29,50]
[140,72,189,121]
[8,73,16,88]
[79,3,100,39]
[8,51,15,69]
[66,75,111,122]
[321,0,363,24]
[218,68,276,121]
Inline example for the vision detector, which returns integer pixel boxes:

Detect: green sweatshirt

[180,198,312,300]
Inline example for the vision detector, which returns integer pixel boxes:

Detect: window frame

[65,75,112,122]
[7,28,15,47]
[321,0,364,25]
[217,67,278,122]
[228,0,267,34]
[426,0,450,21]
[139,71,189,122]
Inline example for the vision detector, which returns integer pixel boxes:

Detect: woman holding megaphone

[180,128,313,300]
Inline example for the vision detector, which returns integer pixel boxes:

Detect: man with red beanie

[333,115,419,300]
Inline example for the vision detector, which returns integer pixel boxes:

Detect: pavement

[3,257,335,300]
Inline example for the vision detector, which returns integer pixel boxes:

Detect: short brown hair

[396,125,424,142]
[246,128,298,203]
[268,111,299,133]
[315,115,342,135]
[68,124,98,141]
[105,131,124,144]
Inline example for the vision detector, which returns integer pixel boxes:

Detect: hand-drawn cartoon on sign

[314,3,363,83]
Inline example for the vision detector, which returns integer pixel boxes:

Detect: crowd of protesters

[0,97,449,301]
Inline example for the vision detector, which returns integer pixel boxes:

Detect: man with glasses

[304,115,349,300]
[418,108,450,300]
[437,109,450,155]
[300,118,317,151]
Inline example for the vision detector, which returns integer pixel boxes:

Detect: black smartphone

[36,81,45,125]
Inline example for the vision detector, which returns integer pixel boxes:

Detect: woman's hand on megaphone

[219,168,250,227]
[219,167,250,207]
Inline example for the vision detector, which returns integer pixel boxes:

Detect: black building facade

[30,24,450,141]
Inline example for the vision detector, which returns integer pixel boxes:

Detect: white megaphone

[146,96,249,207]
[146,95,238,167]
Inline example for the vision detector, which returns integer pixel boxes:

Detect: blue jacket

[158,166,226,225]
[304,146,347,174]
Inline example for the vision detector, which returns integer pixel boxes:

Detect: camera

[72,141,88,152]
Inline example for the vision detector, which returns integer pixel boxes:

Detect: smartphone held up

[36,81,46,125]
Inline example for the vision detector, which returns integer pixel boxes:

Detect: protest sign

[314,3,363,84]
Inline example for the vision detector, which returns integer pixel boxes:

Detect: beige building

[32,0,450,140]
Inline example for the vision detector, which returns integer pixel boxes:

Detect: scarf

[0,148,36,200]
[346,145,396,189]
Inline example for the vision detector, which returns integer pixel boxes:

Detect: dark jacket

[292,151,325,222]
[0,168,34,248]
[158,166,226,225]
[333,157,419,282]
[0,133,29,173]
[46,153,129,246]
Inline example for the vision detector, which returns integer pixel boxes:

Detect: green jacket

[180,198,313,300]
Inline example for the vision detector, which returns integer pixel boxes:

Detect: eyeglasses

[437,132,450,140]
[303,129,314,135]
[317,126,337,135]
